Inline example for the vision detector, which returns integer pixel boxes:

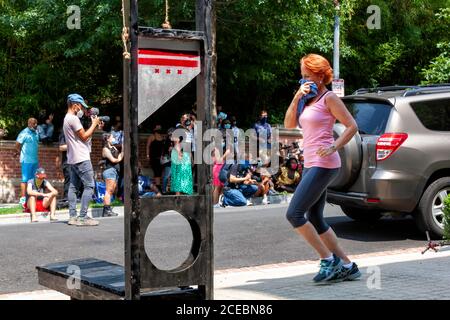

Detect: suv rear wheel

[340,205,382,222]
[414,177,450,239]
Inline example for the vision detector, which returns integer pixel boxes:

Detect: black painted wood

[37,258,125,297]
[36,0,215,301]
[124,0,142,300]
[139,196,208,290]
[196,0,216,300]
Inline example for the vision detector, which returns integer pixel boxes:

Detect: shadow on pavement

[325,216,426,242]
[218,254,450,300]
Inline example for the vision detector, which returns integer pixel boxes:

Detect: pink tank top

[299,91,341,169]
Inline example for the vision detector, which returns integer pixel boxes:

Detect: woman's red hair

[301,54,333,85]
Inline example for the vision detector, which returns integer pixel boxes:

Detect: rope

[121,0,131,60]
[162,0,172,29]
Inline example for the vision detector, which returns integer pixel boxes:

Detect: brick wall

[0,128,302,203]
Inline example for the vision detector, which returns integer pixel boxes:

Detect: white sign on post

[332,79,345,97]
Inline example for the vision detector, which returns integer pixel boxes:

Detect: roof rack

[353,85,419,95]
[403,84,450,97]
[353,84,450,96]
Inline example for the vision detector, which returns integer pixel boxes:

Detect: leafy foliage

[421,7,450,84]
[444,195,450,241]
[1,0,450,135]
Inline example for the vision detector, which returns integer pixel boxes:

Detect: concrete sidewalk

[1,247,450,300]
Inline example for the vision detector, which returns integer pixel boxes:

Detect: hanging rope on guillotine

[121,0,131,60]
[161,0,172,29]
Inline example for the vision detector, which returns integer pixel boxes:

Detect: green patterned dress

[170,147,193,195]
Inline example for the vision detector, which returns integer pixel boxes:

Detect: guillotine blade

[138,36,201,125]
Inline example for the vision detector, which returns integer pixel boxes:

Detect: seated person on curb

[250,160,276,205]
[141,183,163,198]
[138,166,162,198]
[222,160,258,207]
[274,157,301,193]
[25,168,58,222]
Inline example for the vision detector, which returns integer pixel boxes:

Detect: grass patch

[0,199,124,215]
[0,206,23,215]
[90,199,124,208]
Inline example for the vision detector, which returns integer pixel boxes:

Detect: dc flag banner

[138,47,201,125]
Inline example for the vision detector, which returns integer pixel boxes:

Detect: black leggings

[286,167,339,234]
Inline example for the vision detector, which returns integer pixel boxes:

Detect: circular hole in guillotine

[144,210,200,272]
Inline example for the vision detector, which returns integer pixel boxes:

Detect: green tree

[444,195,450,241]
[1,0,450,136]
[421,7,450,84]
[0,0,122,137]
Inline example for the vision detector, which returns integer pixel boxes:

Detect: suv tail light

[376,133,408,161]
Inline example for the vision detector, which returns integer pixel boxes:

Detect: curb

[0,195,292,223]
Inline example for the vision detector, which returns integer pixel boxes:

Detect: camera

[89,107,110,123]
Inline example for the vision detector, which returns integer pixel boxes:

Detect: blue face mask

[297,79,319,121]
[260,116,268,124]
[224,124,231,129]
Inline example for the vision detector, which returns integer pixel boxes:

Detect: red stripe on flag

[138,49,199,58]
[138,58,199,68]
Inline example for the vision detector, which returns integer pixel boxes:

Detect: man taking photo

[64,93,102,226]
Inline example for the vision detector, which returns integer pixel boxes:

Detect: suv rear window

[343,100,392,135]
[410,98,450,131]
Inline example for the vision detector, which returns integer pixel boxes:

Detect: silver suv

[328,85,450,239]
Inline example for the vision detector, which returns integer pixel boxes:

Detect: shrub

[444,195,450,240]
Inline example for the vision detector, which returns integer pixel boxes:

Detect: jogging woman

[284,53,361,283]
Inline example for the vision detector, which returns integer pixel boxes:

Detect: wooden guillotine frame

[36,0,215,301]
[122,0,216,300]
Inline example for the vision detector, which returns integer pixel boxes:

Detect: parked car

[328,84,450,239]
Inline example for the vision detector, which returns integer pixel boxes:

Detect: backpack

[218,163,234,184]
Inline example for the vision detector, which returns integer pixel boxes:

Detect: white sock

[322,255,334,262]
[343,262,353,269]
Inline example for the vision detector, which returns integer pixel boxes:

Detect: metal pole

[333,0,340,80]
[124,0,141,300]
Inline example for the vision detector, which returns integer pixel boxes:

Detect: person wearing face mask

[275,158,301,193]
[63,93,102,226]
[171,115,194,195]
[220,119,234,155]
[221,155,258,207]
[24,167,58,222]
[101,133,123,217]
[284,53,360,283]
[253,110,272,160]
[146,124,165,188]
[15,117,40,207]
[230,116,241,160]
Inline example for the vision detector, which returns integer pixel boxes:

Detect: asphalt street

[0,203,428,294]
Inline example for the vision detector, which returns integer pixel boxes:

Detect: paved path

[1,248,449,300]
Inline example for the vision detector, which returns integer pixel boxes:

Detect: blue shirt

[253,121,272,149]
[16,128,39,163]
